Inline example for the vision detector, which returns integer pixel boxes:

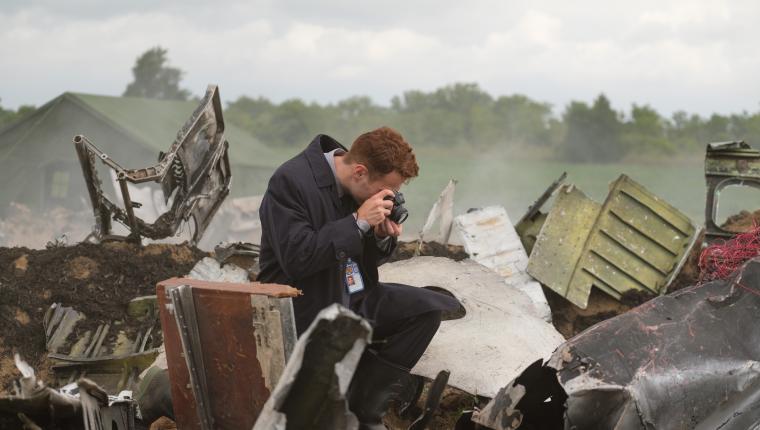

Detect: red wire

[699,221,760,283]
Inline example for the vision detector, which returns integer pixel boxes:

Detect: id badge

[344,258,365,294]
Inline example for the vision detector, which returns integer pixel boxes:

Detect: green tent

[0,92,287,215]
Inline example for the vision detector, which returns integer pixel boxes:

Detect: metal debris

[0,354,137,430]
[474,257,760,429]
[253,304,372,430]
[212,242,260,278]
[407,370,450,430]
[704,140,760,243]
[378,256,564,398]
[44,303,85,353]
[417,179,457,251]
[157,277,299,429]
[43,302,161,393]
[528,174,700,308]
[515,172,567,255]
[187,256,250,282]
[454,206,553,321]
[213,242,260,265]
[74,85,232,245]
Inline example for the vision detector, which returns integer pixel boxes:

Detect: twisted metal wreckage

[3,78,760,429]
[474,257,760,430]
[74,85,231,246]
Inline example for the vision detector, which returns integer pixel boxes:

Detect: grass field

[248,146,760,238]
[396,151,759,236]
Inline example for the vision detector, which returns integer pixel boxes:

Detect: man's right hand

[356,189,395,226]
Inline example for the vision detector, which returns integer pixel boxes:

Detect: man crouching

[258,127,459,428]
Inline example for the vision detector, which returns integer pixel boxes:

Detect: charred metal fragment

[408,370,450,430]
[253,304,372,430]
[475,257,760,430]
[0,355,136,430]
[74,85,231,245]
[42,302,161,393]
[704,140,760,243]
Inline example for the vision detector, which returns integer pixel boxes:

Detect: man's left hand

[375,218,402,238]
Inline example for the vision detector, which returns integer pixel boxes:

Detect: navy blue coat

[258,135,458,334]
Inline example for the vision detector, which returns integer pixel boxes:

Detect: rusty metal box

[157,277,299,429]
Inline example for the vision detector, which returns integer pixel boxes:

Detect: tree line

[225,85,760,163]
[3,47,760,163]
[0,102,35,130]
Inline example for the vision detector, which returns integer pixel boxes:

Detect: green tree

[703,114,731,142]
[391,83,494,146]
[326,96,392,142]
[222,83,760,161]
[123,47,191,100]
[493,94,553,146]
[259,99,317,146]
[562,94,624,162]
[226,96,276,133]
[729,112,760,145]
[0,100,16,128]
[0,98,35,129]
[668,111,703,149]
[621,104,673,154]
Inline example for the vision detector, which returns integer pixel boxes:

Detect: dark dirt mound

[722,209,760,232]
[669,211,760,293]
[388,241,468,263]
[619,289,656,307]
[0,241,206,391]
[668,231,704,292]
[384,383,479,430]
[544,287,633,339]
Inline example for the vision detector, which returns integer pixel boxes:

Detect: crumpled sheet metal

[378,256,564,398]
[475,258,760,430]
[187,256,250,283]
[43,301,161,394]
[253,304,371,430]
[0,355,136,430]
[74,84,231,245]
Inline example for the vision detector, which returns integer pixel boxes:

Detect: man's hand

[374,218,402,238]
[357,189,394,227]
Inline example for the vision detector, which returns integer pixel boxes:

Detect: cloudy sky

[2,0,759,116]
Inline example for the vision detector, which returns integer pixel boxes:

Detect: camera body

[384,192,408,224]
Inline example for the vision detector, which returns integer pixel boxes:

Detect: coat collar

[304,134,349,212]
[304,134,349,188]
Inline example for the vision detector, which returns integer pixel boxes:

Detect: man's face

[347,165,405,203]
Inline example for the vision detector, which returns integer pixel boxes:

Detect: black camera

[384,192,408,224]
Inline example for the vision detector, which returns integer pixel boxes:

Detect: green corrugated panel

[527,174,700,309]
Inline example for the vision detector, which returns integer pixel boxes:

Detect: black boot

[348,350,417,430]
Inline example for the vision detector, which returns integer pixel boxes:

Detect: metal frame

[169,285,214,430]
[704,140,760,243]
[74,85,232,245]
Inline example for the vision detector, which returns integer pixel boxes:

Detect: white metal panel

[454,206,552,321]
[378,257,564,398]
[418,179,457,245]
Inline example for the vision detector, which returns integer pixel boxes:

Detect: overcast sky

[2,0,759,116]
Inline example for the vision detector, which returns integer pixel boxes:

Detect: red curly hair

[345,127,419,180]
